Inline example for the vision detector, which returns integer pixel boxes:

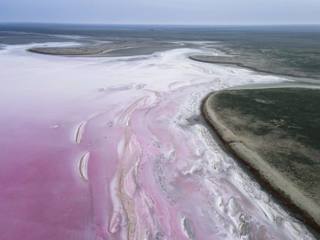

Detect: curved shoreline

[202,91,320,235]
[190,55,320,83]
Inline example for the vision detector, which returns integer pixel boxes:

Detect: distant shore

[27,41,195,57]
[190,55,320,82]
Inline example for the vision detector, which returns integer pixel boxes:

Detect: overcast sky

[0,0,319,25]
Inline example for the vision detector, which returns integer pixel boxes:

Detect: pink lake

[0,44,315,240]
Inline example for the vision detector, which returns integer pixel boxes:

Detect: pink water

[0,44,315,239]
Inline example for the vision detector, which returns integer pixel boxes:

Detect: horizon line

[1,21,320,28]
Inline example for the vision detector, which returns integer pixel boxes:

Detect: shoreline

[190,55,320,83]
[201,90,320,236]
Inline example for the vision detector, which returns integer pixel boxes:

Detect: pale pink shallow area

[0,44,315,240]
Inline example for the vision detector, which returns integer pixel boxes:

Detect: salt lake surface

[0,25,317,239]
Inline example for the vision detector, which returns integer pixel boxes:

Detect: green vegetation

[204,87,320,229]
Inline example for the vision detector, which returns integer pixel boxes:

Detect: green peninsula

[203,87,320,230]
